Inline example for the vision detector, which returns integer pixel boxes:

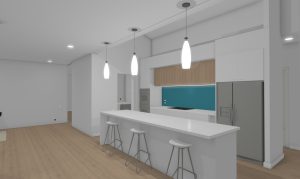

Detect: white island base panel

[100,110,239,179]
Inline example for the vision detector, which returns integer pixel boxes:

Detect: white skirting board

[263,153,284,169]
[0,131,6,142]
[289,146,300,151]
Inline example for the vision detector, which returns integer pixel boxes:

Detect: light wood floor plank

[0,123,299,179]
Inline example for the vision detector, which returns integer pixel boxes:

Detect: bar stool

[125,128,152,173]
[166,139,197,179]
[103,121,123,152]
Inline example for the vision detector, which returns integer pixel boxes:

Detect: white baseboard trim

[92,132,100,137]
[288,145,300,151]
[3,121,68,129]
[263,153,284,169]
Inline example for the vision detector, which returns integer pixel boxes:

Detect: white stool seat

[130,128,145,134]
[106,121,118,126]
[169,139,191,148]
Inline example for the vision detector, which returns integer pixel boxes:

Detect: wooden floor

[0,123,299,179]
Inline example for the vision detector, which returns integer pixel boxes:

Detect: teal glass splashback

[162,85,215,111]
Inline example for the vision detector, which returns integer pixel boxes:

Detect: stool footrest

[108,139,122,144]
[133,149,150,155]
[172,167,197,178]
[106,139,123,150]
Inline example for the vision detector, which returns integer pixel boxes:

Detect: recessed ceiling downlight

[284,36,294,42]
[47,60,53,63]
[67,44,75,49]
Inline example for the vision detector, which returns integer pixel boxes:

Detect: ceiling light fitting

[130,28,140,76]
[284,36,295,42]
[177,0,195,70]
[67,44,74,49]
[103,42,110,80]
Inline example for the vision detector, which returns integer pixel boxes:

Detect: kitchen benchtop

[150,106,216,115]
[101,110,239,140]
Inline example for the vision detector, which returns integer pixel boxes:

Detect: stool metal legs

[166,146,175,175]
[116,126,123,150]
[143,134,153,167]
[166,147,197,179]
[125,133,152,173]
[104,125,123,152]
[187,148,196,179]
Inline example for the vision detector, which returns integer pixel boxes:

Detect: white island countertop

[101,110,239,139]
[151,106,216,116]
[150,106,216,122]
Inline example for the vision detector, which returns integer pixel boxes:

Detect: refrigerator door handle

[232,104,235,126]
[219,107,234,125]
[230,107,234,125]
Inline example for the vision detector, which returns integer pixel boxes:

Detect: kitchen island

[100,110,239,179]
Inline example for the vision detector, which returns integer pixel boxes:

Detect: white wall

[280,0,300,38]
[67,66,72,111]
[96,36,152,110]
[91,54,118,136]
[260,0,300,168]
[70,36,151,136]
[280,0,300,150]
[215,29,265,82]
[262,0,285,169]
[71,54,119,136]
[71,55,92,135]
[151,1,264,55]
[0,60,67,129]
[117,74,126,102]
[282,43,300,150]
[125,75,132,103]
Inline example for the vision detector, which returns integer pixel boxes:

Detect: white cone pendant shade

[103,42,110,80]
[131,53,138,76]
[178,1,194,69]
[181,39,191,69]
[103,61,110,79]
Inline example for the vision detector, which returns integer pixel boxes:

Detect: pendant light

[177,0,195,69]
[130,28,139,76]
[103,42,110,80]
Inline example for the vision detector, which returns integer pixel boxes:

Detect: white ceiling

[146,0,262,39]
[0,0,260,65]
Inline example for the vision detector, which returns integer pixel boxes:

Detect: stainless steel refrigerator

[217,81,264,162]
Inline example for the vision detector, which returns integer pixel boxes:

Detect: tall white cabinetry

[216,29,265,82]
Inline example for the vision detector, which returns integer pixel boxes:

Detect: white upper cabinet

[216,29,265,82]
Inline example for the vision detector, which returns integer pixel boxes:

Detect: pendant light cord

[185,7,188,39]
[105,45,108,62]
[133,31,136,54]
